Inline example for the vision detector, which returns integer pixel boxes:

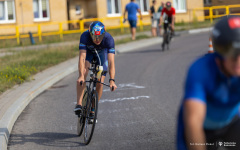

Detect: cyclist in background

[74,21,117,115]
[159,1,175,36]
[177,16,240,150]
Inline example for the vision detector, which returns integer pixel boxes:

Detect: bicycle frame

[78,48,111,144]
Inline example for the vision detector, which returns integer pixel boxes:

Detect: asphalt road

[8,32,209,150]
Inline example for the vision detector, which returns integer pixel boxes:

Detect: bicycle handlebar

[84,80,114,91]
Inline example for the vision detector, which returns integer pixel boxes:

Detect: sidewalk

[0,27,212,150]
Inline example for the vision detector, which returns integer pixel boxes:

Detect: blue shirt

[177,53,240,150]
[79,30,115,54]
[126,2,139,21]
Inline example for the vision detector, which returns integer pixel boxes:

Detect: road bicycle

[77,49,113,145]
[162,19,173,51]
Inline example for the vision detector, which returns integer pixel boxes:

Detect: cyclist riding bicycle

[177,16,240,150]
[74,21,117,116]
[159,1,175,36]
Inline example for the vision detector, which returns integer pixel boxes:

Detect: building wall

[207,0,240,15]
[0,0,68,35]
[211,0,240,6]
[68,1,86,20]
[94,0,204,26]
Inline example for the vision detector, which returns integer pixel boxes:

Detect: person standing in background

[157,2,164,36]
[124,0,142,40]
[150,0,158,37]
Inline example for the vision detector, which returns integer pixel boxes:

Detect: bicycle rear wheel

[84,90,98,145]
[77,87,88,136]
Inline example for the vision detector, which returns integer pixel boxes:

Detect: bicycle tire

[77,87,88,136]
[84,90,98,145]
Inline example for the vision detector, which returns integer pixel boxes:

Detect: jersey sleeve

[106,35,115,54]
[183,61,206,103]
[161,8,166,15]
[172,8,176,15]
[79,32,88,50]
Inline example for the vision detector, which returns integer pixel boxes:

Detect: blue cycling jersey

[177,53,240,150]
[126,2,139,21]
[79,30,115,54]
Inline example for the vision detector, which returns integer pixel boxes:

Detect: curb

[188,27,212,34]
[116,37,162,54]
[0,57,78,150]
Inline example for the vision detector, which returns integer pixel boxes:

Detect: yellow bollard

[209,7,213,23]
[120,17,124,33]
[38,25,42,42]
[80,20,84,33]
[226,6,230,16]
[59,23,63,40]
[16,26,20,45]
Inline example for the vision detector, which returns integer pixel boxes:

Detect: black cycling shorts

[204,116,240,150]
[164,17,172,31]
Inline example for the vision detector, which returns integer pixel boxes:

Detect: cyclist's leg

[76,51,92,106]
[163,23,168,41]
[168,17,174,36]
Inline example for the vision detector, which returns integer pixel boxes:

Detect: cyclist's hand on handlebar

[110,81,117,92]
[77,76,85,86]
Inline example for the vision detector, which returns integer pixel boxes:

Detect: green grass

[0,45,79,93]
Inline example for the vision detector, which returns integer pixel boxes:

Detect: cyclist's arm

[171,8,176,29]
[78,50,86,77]
[78,33,88,78]
[108,53,115,80]
[183,60,207,150]
[184,99,206,150]
[123,7,127,20]
[137,9,142,20]
[159,9,165,25]
[171,14,175,29]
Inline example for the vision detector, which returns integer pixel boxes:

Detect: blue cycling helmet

[89,21,106,43]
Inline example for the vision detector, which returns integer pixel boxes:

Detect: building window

[204,0,212,5]
[0,0,15,24]
[107,0,121,17]
[76,5,81,15]
[136,0,149,14]
[33,0,50,21]
[173,0,186,13]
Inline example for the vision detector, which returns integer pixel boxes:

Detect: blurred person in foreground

[124,0,142,40]
[177,16,240,150]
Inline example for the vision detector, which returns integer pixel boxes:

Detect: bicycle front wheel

[84,90,98,145]
[77,87,88,136]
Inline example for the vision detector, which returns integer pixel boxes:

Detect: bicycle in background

[162,18,173,51]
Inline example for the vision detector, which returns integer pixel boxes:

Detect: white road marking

[103,83,145,92]
[99,96,150,103]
